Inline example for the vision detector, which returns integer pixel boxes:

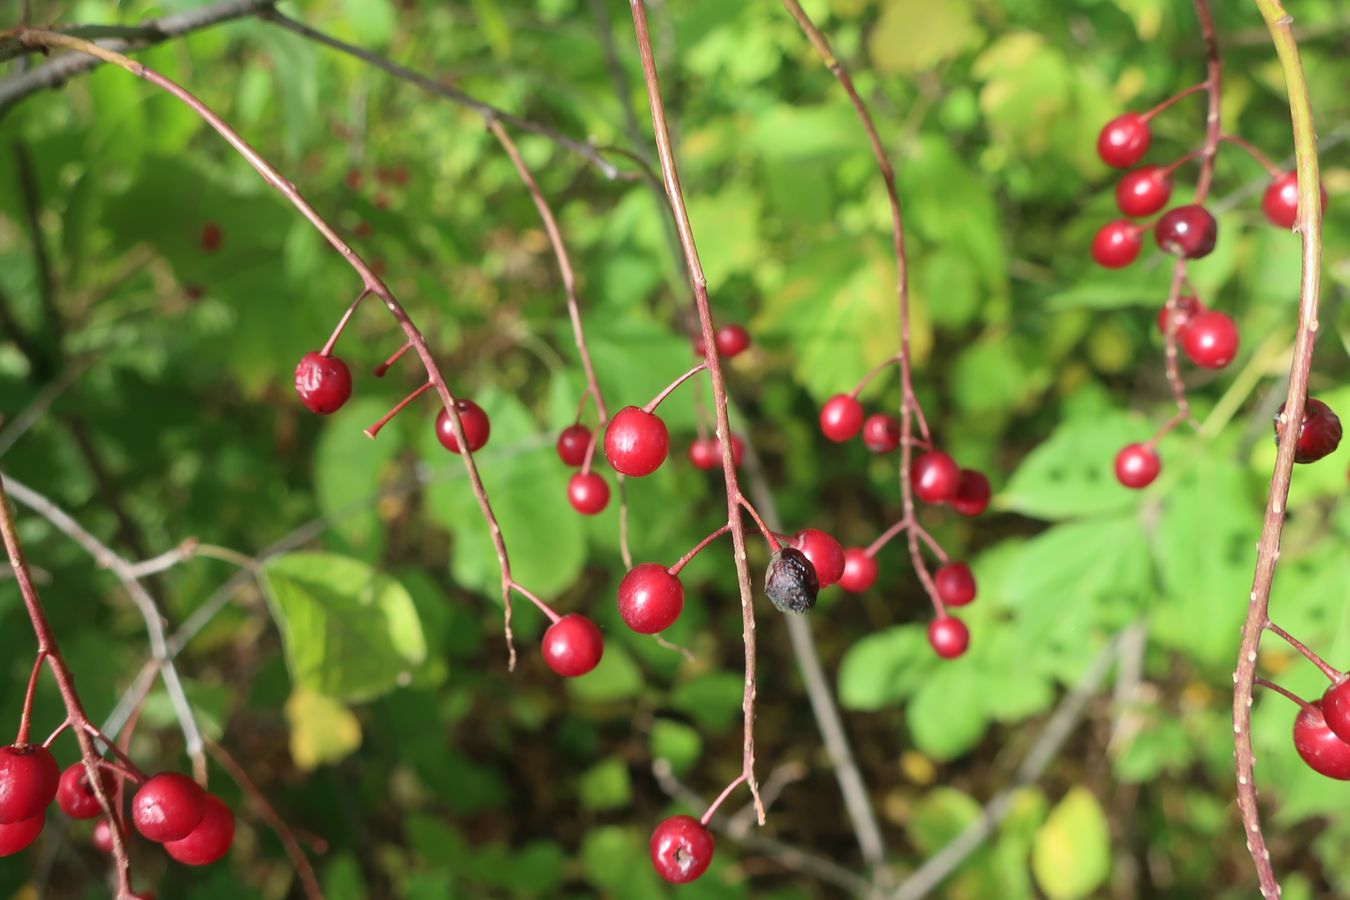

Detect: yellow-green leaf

[1032,787,1111,899]
[286,688,362,771]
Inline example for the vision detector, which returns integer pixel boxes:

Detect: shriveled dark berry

[764,547,819,615]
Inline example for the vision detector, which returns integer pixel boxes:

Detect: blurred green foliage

[1,0,1348,897]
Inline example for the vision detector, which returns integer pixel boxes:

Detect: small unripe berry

[294,352,353,415]
[819,394,864,442]
[911,451,960,504]
[934,562,977,607]
[1097,113,1151,169]
[0,745,59,825]
[617,564,685,634]
[928,617,969,659]
[1274,398,1342,464]
[541,614,604,677]
[567,472,610,516]
[861,414,901,453]
[163,794,234,866]
[765,547,819,615]
[132,773,206,843]
[650,815,714,884]
[1114,443,1160,489]
[434,400,491,454]
[951,469,991,517]
[791,529,846,588]
[1091,221,1142,268]
[1155,204,1218,259]
[556,424,591,467]
[604,407,670,477]
[714,324,751,358]
[1180,310,1238,369]
[838,548,878,594]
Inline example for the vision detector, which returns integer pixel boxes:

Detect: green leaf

[567,641,644,703]
[651,718,704,776]
[909,787,982,853]
[907,659,990,760]
[314,398,403,557]
[868,0,983,73]
[260,552,426,701]
[1032,787,1111,899]
[340,0,397,46]
[579,757,633,811]
[1001,411,1155,520]
[686,185,762,291]
[671,671,746,733]
[286,687,363,770]
[838,625,931,710]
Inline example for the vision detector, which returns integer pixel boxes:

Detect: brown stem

[1253,677,1315,712]
[1265,620,1340,681]
[643,361,707,413]
[669,524,732,575]
[1221,133,1282,176]
[364,381,433,439]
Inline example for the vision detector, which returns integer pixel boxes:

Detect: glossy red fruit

[792,529,846,588]
[861,414,901,453]
[1115,165,1173,217]
[0,745,59,825]
[604,406,670,477]
[928,617,969,659]
[1294,701,1350,780]
[92,818,115,853]
[618,564,685,634]
[1114,443,1160,489]
[650,815,714,885]
[163,794,234,865]
[293,352,353,415]
[1155,204,1218,259]
[0,813,44,857]
[688,435,744,470]
[434,400,491,454]
[838,548,878,593]
[1091,221,1142,268]
[951,469,991,517]
[911,451,960,504]
[1322,678,1350,744]
[56,763,117,820]
[1180,310,1238,369]
[819,394,864,442]
[556,424,591,467]
[1097,113,1151,169]
[934,563,977,607]
[200,222,222,253]
[1275,398,1342,464]
[714,324,751,358]
[541,613,604,677]
[132,773,206,843]
[1262,172,1329,229]
[567,472,610,516]
[1156,295,1204,335]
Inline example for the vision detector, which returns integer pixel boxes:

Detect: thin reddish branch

[669,524,732,576]
[1265,620,1339,681]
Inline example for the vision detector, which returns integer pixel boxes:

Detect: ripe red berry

[0,745,59,825]
[1115,165,1173,217]
[1262,172,1329,229]
[617,564,685,634]
[92,818,115,853]
[567,472,610,515]
[200,221,222,253]
[1180,310,1238,369]
[714,324,751,358]
[1097,113,1151,169]
[434,400,491,454]
[792,529,846,588]
[1114,443,1160,489]
[1322,677,1350,744]
[650,815,714,885]
[132,773,206,843]
[556,424,591,467]
[911,451,960,504]
[1155,204,1218,259]
[604,406,670,477]
[951,469,991,517]
[1156,294,1204,336]
[163,794,234,866]
[928,617,969,659]
[56,763,117,820]
[861,414,901,453]
[688,435,744,470]
[293,351,353,415]
[0,813,44,857]
[934,562,976,607]
[1275,398,1342,464]
[1294,701,1350,780]
[541,613,604,677]
[838,548,878,593]
[1091,221,1142,269]
[819,394,864,442]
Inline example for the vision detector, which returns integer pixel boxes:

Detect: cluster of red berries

[0,747,232,868]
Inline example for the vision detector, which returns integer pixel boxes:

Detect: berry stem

[912,523,950,565]
[1252,677,1316,713]
[669,524,732,576]
[1143,80,1210,121]
[508,582,562,625]
[15,649,46,745]
[363,381,433,439]
[738,496,782,553]
[41,718,70,748]
[864,518,911,557]
[1234,2,1323,896]
[373,340,414,377]
[320,287,370,356]
[847,352,903,399]
[1265,620,1340,681]
[642,361,708,414]
[1220,133,1283,176]
[700,772,748,826]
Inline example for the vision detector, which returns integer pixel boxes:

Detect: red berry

[1180,310,1238,369]
[163,794,234,866]
[928,617,969,659]
[861,414,901,453]
[934,562,977,607]
[1294,701,1350,780]
[92,818,115,853]
[1097,113,1151,169]
[1323,678,1350,744]
[911,451,960,504]
[200,221,222,253]
[1156,295,1204,336]
[567,472,610,515]
[56,763,117,820]
[1155,204,1218,259]
[293,351,353,415]
[1091,221,1142,268]
[1115,165,1173,217]
[556,424,592,467]
[541,613,604,677]
[819,394,864,442]
[434,400,491,454]
[1275,398,1342,464]
[604,406,670,477]
[838,548,878,593]
[617,563,685,634]
[650,815,714,885]
[1114,443,1160,489]
[792,529,846,588]
[132,773,206,843]
[0,813,44,857]
[714,324,751,358]
[688,435,744,470]
[0,745,59,825]
[1262,172,1329,229]
[693,334,707,356]
[951,469,991,517]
